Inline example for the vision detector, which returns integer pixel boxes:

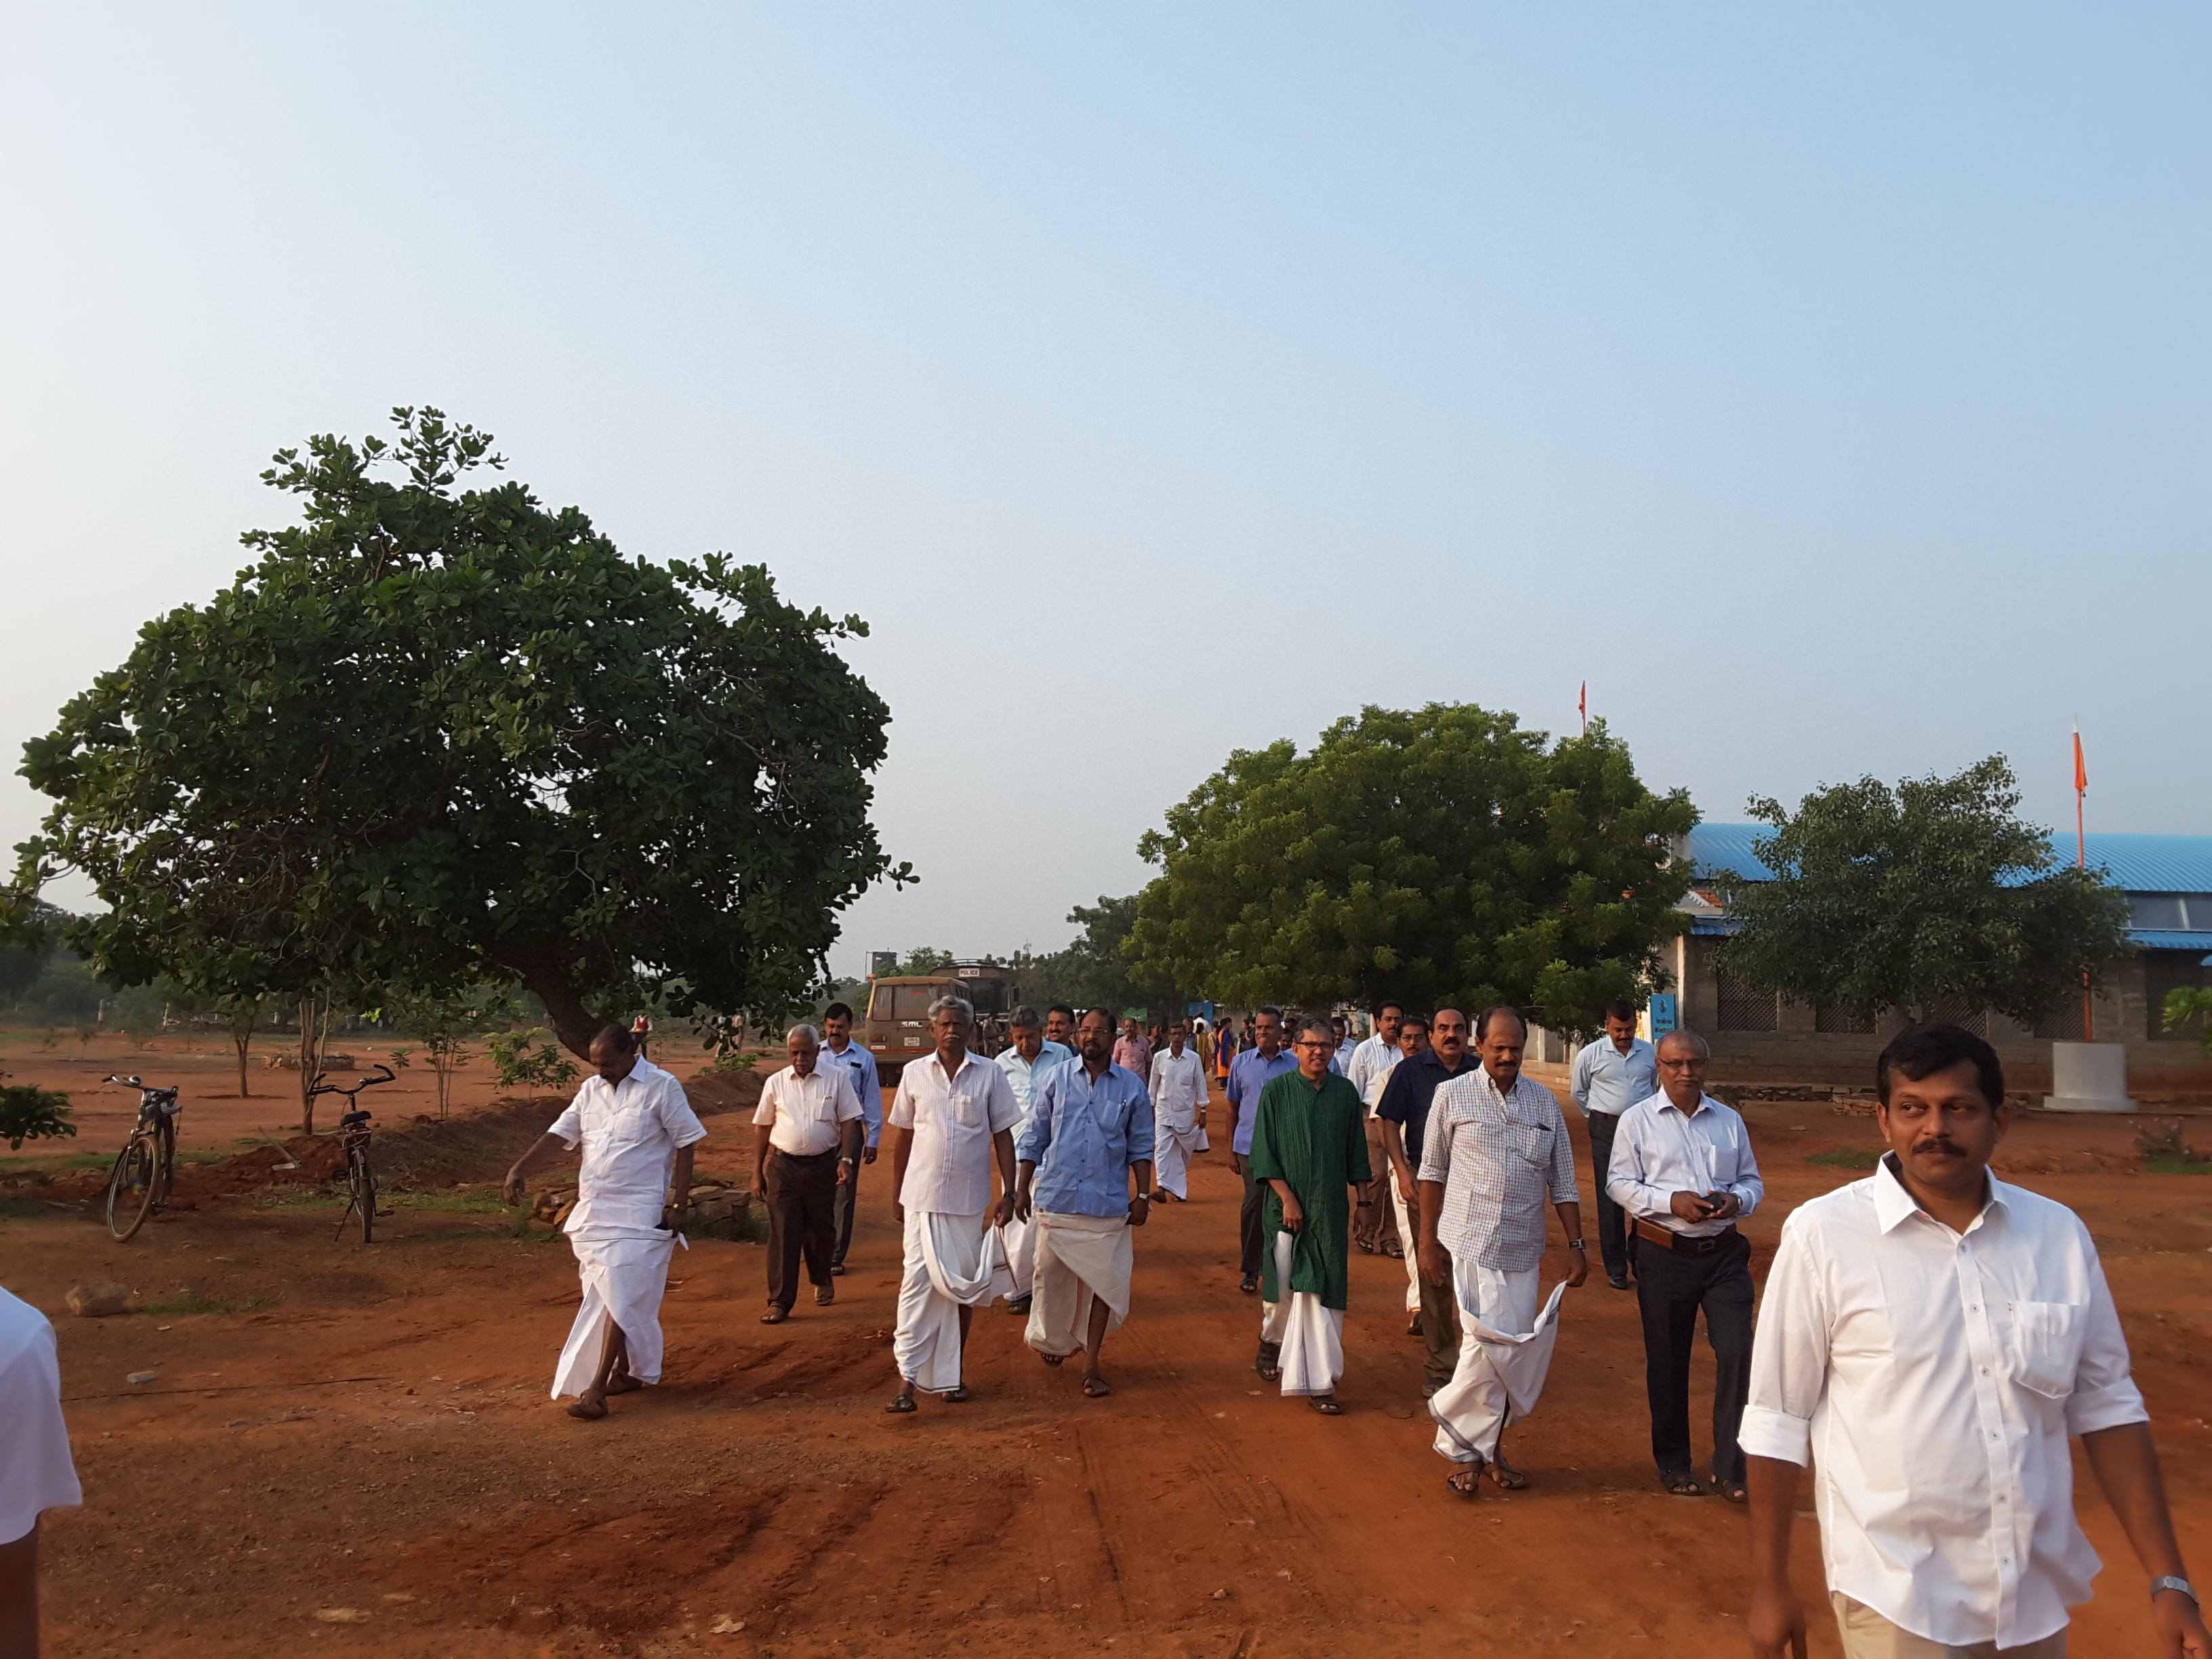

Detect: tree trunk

[487,945,602,1059]
[234,1030,251,1098]
[298,998,328,1134]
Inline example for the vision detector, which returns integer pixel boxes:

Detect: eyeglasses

[1292,1040,1332,1052]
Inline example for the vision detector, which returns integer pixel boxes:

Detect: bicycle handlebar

[307,1063,398,1098]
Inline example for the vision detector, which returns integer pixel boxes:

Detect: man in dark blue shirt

[1376,1007,1478,1396]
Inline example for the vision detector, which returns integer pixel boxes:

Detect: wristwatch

[1567,1239,1587,1251]
[2152,1576,2198,1606]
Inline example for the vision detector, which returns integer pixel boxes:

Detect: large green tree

[1714,757,2133,1025]
[1128,705,1697,1031]
[9,408,908,1060]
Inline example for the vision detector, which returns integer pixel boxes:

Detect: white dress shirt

[1570,1035,1659,1118]
[889,1049,1023,1216]
[1148,1046,1208,1130]
[753,1065,865,1157]
[1344,1032,1398,1107]
[0,1288,81,1546]
[1603,1089,1764,1237]
[996,1040,1074,1116]
[1362,1054,1404,1110]
[1418,1069,1581,1271]
[1740,1156,2148,1650]
[546,1058,708,1239]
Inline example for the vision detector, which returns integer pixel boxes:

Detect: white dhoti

[1152,1118,1204,1199]
[1393,1183,1421,1313]
[1025,1210,1134,1357]
[552,1231,679,1399]
[998,1208,1040,1298]
[1429,1262,1566,1463]
[894,1209,1015,1393]
[1258,1230,1345,1397]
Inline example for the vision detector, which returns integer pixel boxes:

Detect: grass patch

[0,1196,59,1218]
[1807,1147,1883,1170]
[253,1187,342,1210]
[142,1289,285,1317]
[0,1151,112,1174]
[2146,1156,2212,1176]
[386,1190,511,1215]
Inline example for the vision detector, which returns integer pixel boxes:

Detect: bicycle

[103,1075,181,1242]
[309,1063,396,1244]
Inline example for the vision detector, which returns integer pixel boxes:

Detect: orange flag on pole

[1579,681,1587,734]
[2073,724,2088,794]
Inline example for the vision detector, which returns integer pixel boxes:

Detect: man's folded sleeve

[1737,1213,1826,1467]
[2065,1248,2149,1436]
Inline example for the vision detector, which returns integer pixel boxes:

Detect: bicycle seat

[339,1109,372,1126]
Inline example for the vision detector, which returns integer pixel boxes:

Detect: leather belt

[1635,1221,1739,1256]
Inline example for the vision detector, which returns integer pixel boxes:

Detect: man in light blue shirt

[1015,1008,1154,1397]
[821,1000,882,1275]
[1570,1000,1659,1290]
[994,1007,1076,1315]
[1225,1008,1297,1294]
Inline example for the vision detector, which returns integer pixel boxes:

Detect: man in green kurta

[1249,1015,1372,1414]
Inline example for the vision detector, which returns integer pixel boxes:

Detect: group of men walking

[502,998,2207,1659]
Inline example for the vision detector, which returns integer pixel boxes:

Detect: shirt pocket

[2003,1299,2087,1399]
[1505,1120,1549,1168]
[948,1084,985,1130]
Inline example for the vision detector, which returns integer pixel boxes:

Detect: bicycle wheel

[350,1155,376,1244]
[106,1133,158,1242]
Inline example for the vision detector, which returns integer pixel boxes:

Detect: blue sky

[3,5,2205,977]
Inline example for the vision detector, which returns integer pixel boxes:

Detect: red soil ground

[3,1037,2209,1658]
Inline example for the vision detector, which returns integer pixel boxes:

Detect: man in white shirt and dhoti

[994,1006,1073,1316]
[1147,1019,1209,1201]
[1745,1022,2208,1659]
[884,995,1023,1413]
[1418,1006,1586,1494]
[1016,1008,1154,1397]
[504,1024,706,1420]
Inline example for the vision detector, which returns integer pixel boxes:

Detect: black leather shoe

[831,1261,848,1277]
[1240,1273,1258,1294]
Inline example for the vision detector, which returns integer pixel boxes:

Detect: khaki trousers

[1831,1596,2066,1659]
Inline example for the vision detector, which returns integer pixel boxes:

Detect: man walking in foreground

[819,1000,882,1276]
[1570,998,1658,1290]
[1419,1006,1585,1494]
[1148,1019,1210,1200]
[884,996,1023,1412]
[504,1025,705,1420]
[994,1006,1074,1315]
[1605,1028,1761,1498]
[1250,1017,1371,1414]
[1225,1008,1297,1294]
[1378,1008,1478,1394]
[1015,1008,1155,1397]
[752,1023,865,1325]
[1745,1023,2208,1659]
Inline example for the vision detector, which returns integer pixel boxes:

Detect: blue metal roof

[1689,824,2212,895]
[2133,931,2212,953]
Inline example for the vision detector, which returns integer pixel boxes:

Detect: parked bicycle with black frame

[310,1063,396,1244]
[103,1075,181,1242]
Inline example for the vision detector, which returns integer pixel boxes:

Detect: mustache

[1911,1137,1966,1157]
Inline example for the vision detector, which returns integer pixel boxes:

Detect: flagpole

[2076,724,2093,1042]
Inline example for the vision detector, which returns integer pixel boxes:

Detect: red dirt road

[4,1069,2210,1658]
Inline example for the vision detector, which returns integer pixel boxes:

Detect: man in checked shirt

[1417,1004,1587,1496]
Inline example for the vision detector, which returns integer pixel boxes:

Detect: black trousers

[1235,1153,1265,1277]
[831,1147,865,1266]
[765,1147,840,1311]
[1584,1111,1637,1282]
[1635,1229,1755,1482]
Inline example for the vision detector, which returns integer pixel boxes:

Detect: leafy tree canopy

[9,408,908,1057]
[1715,756,2133,1025]
[1128,705,1696,1032]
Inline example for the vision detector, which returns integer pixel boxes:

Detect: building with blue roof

[1659,825,2212,1093]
